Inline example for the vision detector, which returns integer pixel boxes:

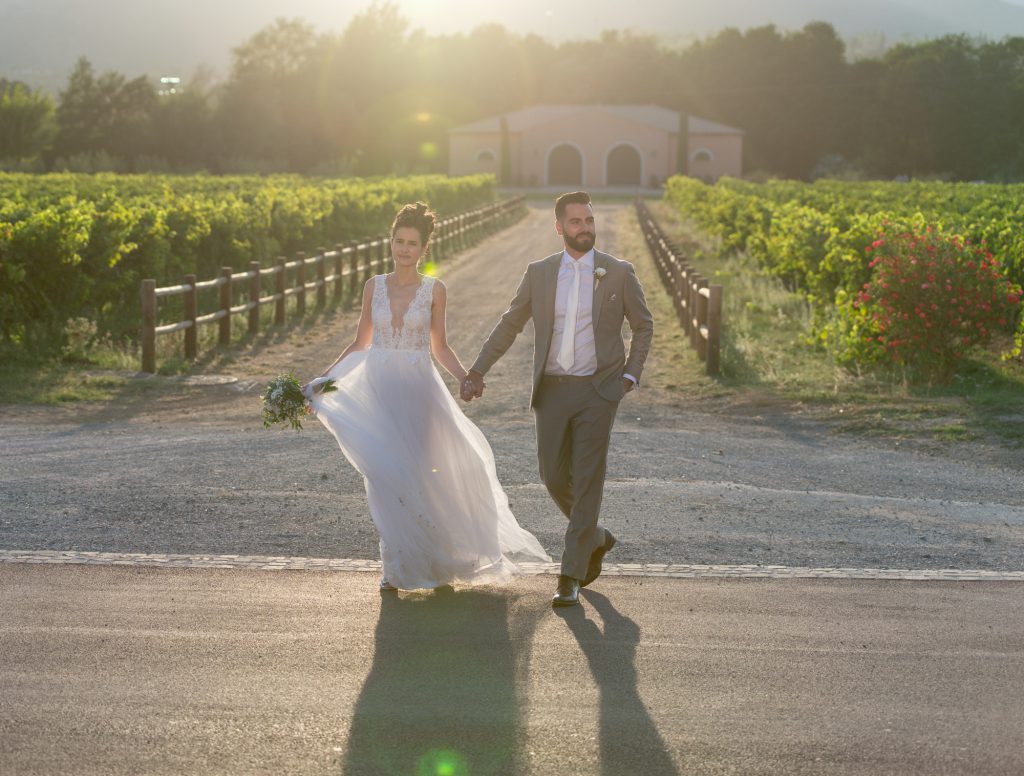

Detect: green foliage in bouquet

[261,372,335,431]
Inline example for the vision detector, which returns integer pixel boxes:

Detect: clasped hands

[460,370,485,402]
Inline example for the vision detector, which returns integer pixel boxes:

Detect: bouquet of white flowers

[261,373,335,431]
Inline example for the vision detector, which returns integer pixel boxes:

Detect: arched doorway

[547,144,583,186]
[606,144,642,186]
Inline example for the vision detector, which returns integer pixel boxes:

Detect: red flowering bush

[854,227,1022,381]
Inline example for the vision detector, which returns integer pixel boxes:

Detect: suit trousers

[533,374,620,580]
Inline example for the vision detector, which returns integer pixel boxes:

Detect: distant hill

[4,0,1024,92]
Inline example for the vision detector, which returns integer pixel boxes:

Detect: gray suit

[471,249,654,579]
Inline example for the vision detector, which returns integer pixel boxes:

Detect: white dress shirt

[545,250,598,376]
[543,249,639,387]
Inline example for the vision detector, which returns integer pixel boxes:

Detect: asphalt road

[2,564,1022,776]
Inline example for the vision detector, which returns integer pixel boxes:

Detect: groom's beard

[565,232,594,253]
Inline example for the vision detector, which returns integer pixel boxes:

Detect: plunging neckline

[384,274,425,331]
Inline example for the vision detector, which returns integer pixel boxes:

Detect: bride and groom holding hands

[305,191,653,607]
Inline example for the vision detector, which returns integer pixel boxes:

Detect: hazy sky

[5,0,1024,91]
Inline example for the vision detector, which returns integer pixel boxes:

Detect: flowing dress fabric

[310,275,551,589]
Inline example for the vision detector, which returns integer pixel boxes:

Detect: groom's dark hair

[554,191,591,221]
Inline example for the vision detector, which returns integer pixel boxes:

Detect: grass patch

[0,355,163,405]
[930,423,975,442]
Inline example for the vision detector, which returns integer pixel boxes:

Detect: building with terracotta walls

[448,105,743,187]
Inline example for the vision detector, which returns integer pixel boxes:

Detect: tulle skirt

[310,347,551,589]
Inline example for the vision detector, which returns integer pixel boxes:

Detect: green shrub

[851,228,1021,381]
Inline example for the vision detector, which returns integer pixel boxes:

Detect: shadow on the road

[342,587,543,776]
[556,589,680,776]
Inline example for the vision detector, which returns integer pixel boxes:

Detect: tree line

[3,2,1024,181]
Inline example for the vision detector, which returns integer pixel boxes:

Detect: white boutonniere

[594,266,607,288]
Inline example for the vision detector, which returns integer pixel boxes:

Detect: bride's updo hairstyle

[391,202,436,251]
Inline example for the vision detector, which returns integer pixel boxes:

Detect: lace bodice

[371,274,435,352]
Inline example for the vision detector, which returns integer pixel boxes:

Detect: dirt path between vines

[1,203,1022,570]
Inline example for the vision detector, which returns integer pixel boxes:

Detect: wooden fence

[635,200,723,376]
[140,196,526,373]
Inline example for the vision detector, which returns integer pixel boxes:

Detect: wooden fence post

[667,258,681,325]
[296,251,306,317]
[696,286,709,361]
[183,273,197,361]
[316,248,327,308]
[692,277,708,352]
[333,245,344,302]
[434,219,444,262]
[141,279,156,373]
[275,258,286,325]
[378,238,388,274]
[688,276,700,349]
[248,261,261,334]
[678,268,690,333]
[363,242,374,286]
[347,241,360,304]
[219,266,232,346]
[706,284,723,376]
[687,276,698,348]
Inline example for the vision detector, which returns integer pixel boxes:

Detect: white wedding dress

[309,274,551,589]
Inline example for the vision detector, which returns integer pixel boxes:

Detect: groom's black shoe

[552,575,580,607]
[581,531,617,588]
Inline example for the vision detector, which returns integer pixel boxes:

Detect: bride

[304,202,551,590]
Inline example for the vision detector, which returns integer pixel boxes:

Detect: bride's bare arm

[429,280,468,383]
[315,279,374,379]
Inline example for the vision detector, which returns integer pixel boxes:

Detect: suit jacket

[471,249,654,407]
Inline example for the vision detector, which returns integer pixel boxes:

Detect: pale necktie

[557,260,581,371]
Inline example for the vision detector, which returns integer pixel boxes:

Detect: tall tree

[0,81,55,161]
[218,17,328,171]
[150,70,218,172]
[677,23,847,178]
[322,2,414,173]
[53,57,158,168]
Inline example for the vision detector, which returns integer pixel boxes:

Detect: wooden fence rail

[140,196,526,373]
[635,199,723,376]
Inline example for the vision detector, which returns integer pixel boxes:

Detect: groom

[462,191,654,606]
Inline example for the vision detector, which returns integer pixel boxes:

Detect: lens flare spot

[417,748,467,776]
[416,112,432,123]
[419,141,439,160]
[422,260,438,277]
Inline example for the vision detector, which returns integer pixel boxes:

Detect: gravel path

[1,203,1022,570]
